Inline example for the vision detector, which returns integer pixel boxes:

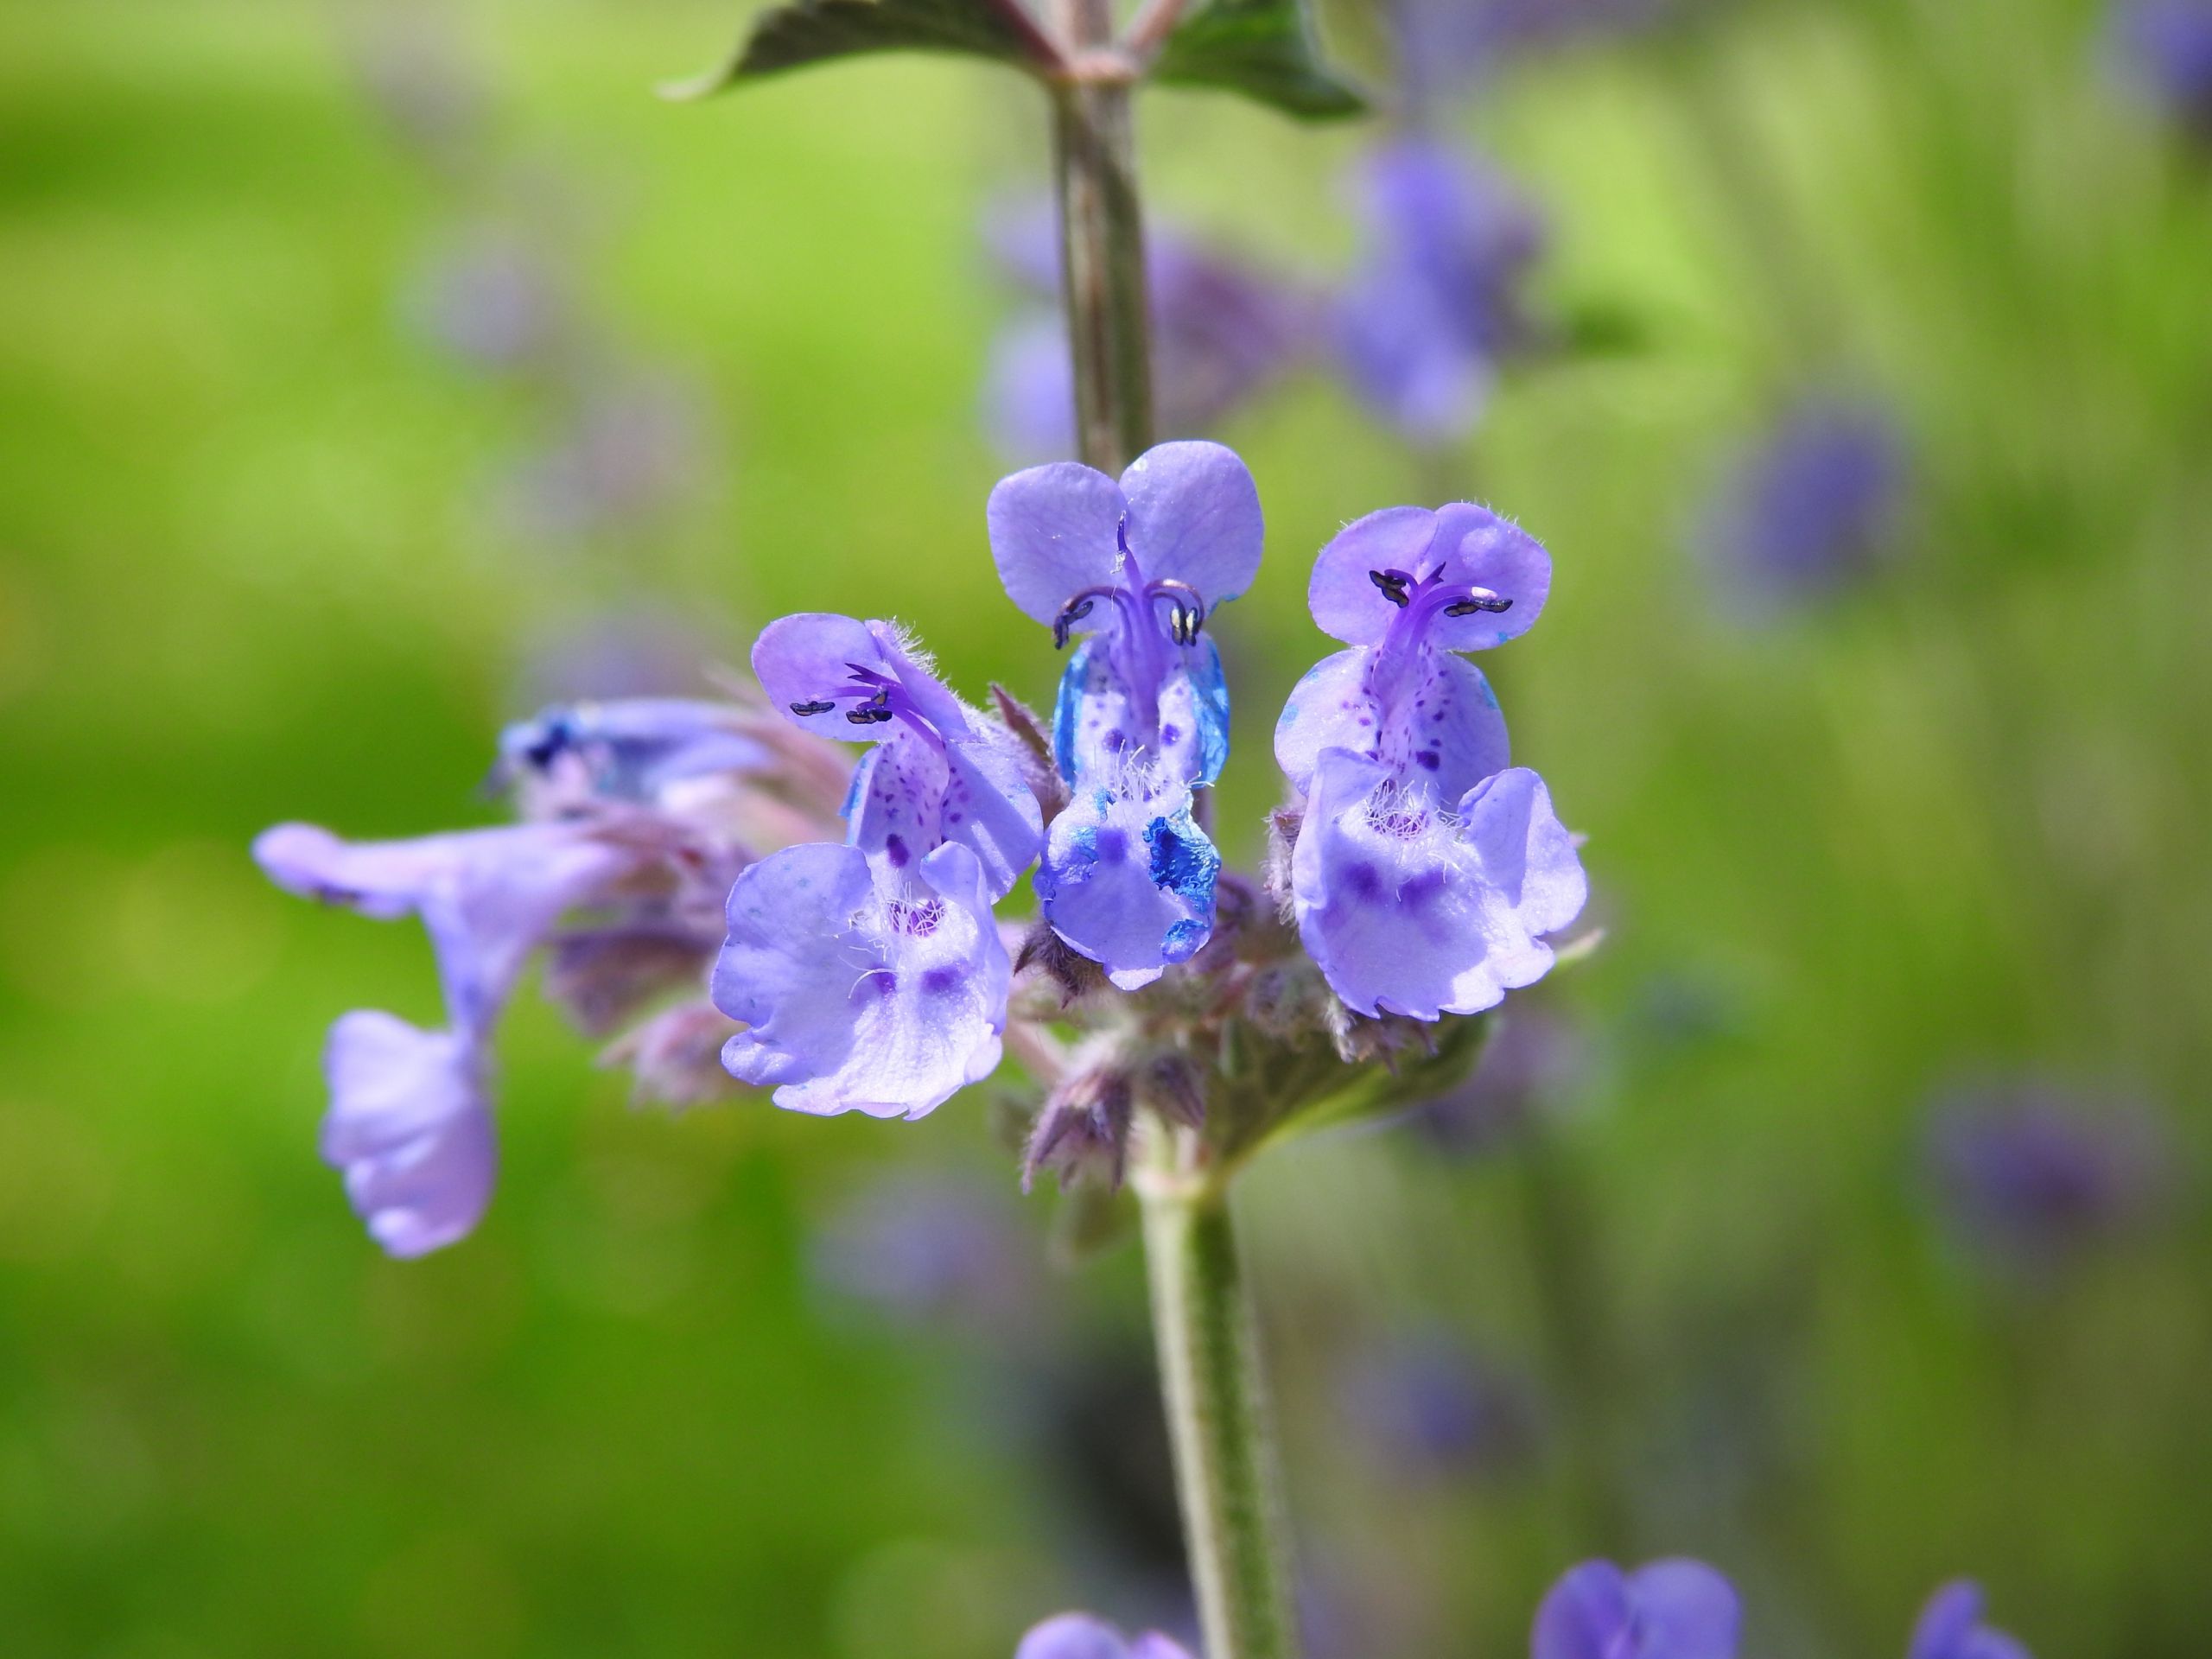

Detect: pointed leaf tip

[1148,0,1369,120]
[664,0,1054,100]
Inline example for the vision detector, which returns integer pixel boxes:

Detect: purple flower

[813,1169,1039,1330]
[1274,503,1586,1019]
[713,615,1039,1116]
[1698,397,1905,607]
[404,231,568,372]
[1392,0,1662,109]
[1909,1580,2031,1659]
[714,841,1010,1117]
[255,820,644,1033]
[1341,1331,1541,1478]
[256,818,649,1253]
[2110,1,2212,142]
[1532,1559,1740,1659]
[1338,140,1545,445]
[1926,1079,2167,1275]
[1016,1613,1194,1659]
[497,696,772,804]
[751,613,1043,900]
[1407,1005,1581,1154]
[321,1012,496,1258]
[983,204,1316,465]
[988,442,1262,987]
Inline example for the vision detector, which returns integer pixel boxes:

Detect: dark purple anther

[1370,568,1414,607]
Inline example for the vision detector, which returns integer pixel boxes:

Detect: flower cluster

[257,444,1586,1249]
[254,695,847,1254]
[1022,1565,2032,1659]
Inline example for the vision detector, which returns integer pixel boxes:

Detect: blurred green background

[1,0,2206,1654]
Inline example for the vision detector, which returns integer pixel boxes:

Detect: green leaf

[660,0,1046,101]
[1149,0,1369,121]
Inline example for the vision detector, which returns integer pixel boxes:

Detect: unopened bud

[1024,1068,1135,1192]
[1014,919,1109,1007]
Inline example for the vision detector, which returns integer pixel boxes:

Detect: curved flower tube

[988,440,1262,986]
[1275,501,1586,1018]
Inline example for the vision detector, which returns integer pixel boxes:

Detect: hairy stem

[1048,0,1154,472]
[1042,16,1291,1649]
[1138,1168,1302,1659]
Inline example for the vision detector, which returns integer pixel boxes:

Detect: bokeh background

[2,0,2207,1654]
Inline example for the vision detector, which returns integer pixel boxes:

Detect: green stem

[1042,18,1291,1649]
[1137,1173,1302,1659]
[1048,0,1154,472]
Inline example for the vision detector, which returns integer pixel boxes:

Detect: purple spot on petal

[884,833,910,868]
[1414,750,1440,771]
[921,965,965,995]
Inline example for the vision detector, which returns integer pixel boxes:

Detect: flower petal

[1014,1614,1131,1659]
[1308,502,1550,651]
[321,1012,495,1258]
[1531,1560,1634,1659]
[752,612,899,741]
[1119,440,1265,609]
[1911,1581,2008,1659]
[1309,505,1443,645]
[1292,753,1583,1019]
[1628,1558,1742,1659]
[988,461,1128,630]
[256,821,638,1033]
[1274,646,1383,790]
[1039,772,1220,990]
[713,842,1007,1119]
[1052,637,1230,791]
[1276,647,1508,800]
[1423,501,1552,650]
[944,734,1046,900]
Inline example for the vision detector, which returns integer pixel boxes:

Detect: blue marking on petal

[1184,638,1233,787]
[1051,639,1095,785]
[1163,918,1207,963]
[1147,811,1222,906]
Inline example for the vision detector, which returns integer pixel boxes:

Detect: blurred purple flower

[2110,0,2212,142]
[1016,1613,1194,1659]
[1926,1079,2168,1275]
[814,1169,1039,1331]
[1341,1332,1542,1479]
[1698,397,1906,608]
[257,696,850,1249]
[1406,1005,1582,1154]
[1392,0,1665,111]
[983,204,1319,465]
[497,697,772,805]
[1337,140,1546,445]
[1532,1558,1740,1659]
[1909,1580,2031,1659]
[499,372,714,541]
[1275,503,1586,1018]
[404,231,569,372]
[344,14,489,162]
[255,819,651,1253]
[255,820,646,1033]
